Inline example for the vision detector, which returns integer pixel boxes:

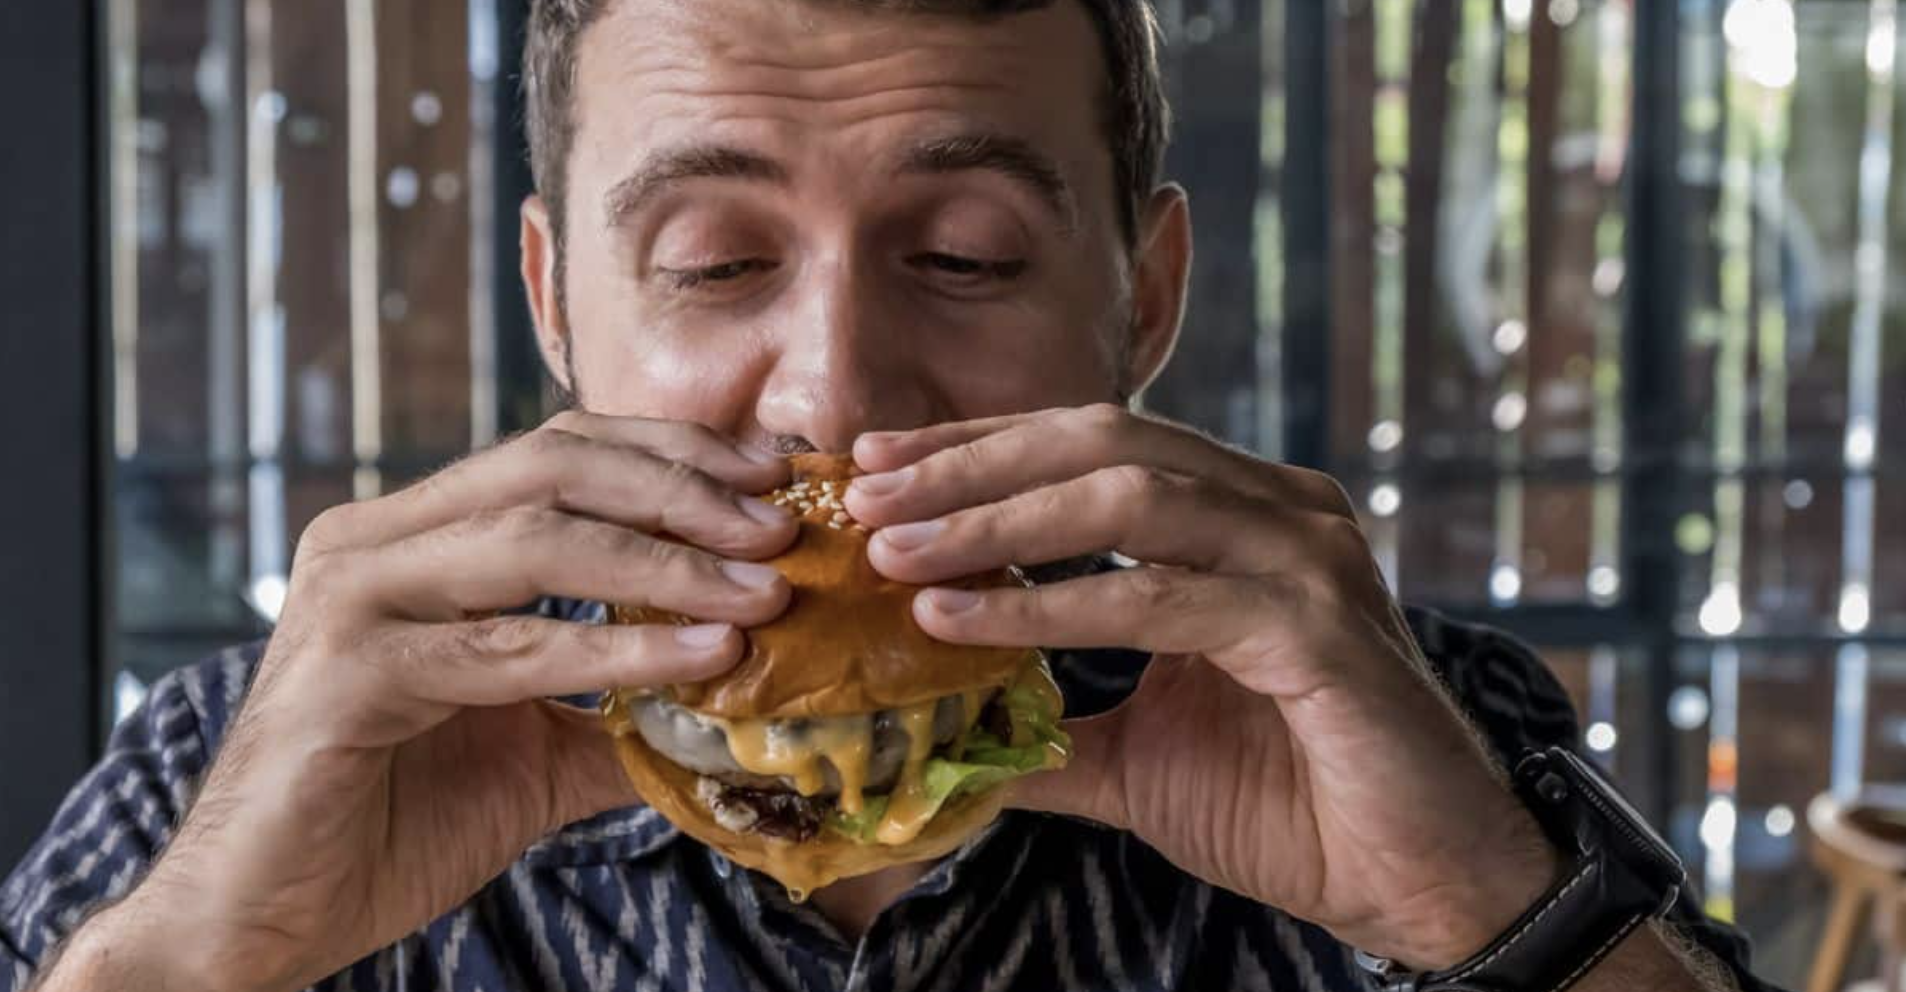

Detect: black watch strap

[1357,747,1687,992]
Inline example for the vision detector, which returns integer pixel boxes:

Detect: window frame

[0,0,109,868]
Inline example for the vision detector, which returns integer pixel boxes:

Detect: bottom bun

[610,723,1008,901]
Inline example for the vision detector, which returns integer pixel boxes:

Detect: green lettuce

[826,679,1070,844]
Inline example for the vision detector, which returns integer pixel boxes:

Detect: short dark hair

[523,0,1169,247]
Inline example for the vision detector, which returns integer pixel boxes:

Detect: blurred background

[3,0,1906,986]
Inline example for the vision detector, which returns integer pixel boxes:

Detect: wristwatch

[1354,746,1687,992]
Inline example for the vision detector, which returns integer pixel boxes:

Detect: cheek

[571,334,766,424]
[912,312,1123,416]
[563,293,770,428]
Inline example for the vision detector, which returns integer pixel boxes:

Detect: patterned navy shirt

[2,601,1780,991]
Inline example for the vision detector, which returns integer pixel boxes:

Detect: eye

[659,259,776,291]
[910,253,1027,284]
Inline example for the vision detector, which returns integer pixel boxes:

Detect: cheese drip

[874,701,943,846]
[685,685,1007,846]
[721,713,875,811]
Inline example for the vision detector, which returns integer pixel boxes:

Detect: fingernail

[738,444,782,465]
[718,560,782,590]
[676,623,733,648]
[853,466,913,498]
[922,587,983,614]
[877,518,946,552]
[735,495,791,527]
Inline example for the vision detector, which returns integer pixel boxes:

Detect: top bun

[612,452,1036,719]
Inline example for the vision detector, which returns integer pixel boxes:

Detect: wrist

[1382,812,1564,971]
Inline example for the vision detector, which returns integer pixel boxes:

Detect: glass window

[105,0,506,695]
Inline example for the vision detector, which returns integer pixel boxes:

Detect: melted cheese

[656,678,1039,855]
[874,701,942,846]
[815,717,872,814]
[720,713,874,806]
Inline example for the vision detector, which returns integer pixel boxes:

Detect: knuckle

[1025,482,1073,527]
[1121,567,1192,614]
[474,504,564,544]
[1102,463,1170,504]
[654,453,711,493]
[1316,512,1368,555]
[545,409,592,433]
[1075,402,1129,434]
[298,504,352,556]
[1070,403,1135,461]
[620,531,700,582]
[944,439,988,478]
[460,616,546,661]
[1292,467,1356,518]
[524,425,587,462]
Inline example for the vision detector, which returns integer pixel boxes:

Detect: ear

[1121,183,1192,397]
[520,194,575,396]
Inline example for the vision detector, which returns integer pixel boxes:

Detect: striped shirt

[2,601,1779,991]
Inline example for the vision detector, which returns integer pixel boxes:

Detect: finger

[306,416,794,554]
[548,410,789,490]
[915,567,1397,700]
[852,409,1053,471]
[357,506,791,623]
[378,615,744,707]
[912,568,1298,673]
[846,404,1339,527]
[867,465,1306,583]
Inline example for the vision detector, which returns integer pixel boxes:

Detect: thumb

[541,700,644,825]
[1003,706,1132,831]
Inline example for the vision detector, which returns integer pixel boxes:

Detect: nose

[753,255,940,453]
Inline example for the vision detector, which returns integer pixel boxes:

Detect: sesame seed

[828,521,843,529]
[799,502,814,512]
[831,512,848,524]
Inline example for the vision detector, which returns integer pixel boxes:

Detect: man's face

[521,0,1189,453]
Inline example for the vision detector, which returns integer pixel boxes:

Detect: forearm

[1571,921,1739,992]
[26,889,263,992]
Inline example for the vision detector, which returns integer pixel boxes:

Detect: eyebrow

[599,132,1080,236]
[898,132,1080,237]
[601,144,790,229]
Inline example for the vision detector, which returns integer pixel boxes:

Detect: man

[3,1,1781,989]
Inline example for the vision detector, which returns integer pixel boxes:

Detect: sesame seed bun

[611,452,1039,720]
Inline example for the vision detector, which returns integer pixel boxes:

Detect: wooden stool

[1808,788,1906,992]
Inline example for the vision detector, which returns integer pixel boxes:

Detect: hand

[89,412,798,992]
[845,404,1560,970]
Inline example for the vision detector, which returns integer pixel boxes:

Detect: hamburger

[600,452,1070,899]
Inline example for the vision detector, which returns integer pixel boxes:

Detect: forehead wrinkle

[578,0,1112,236]
[628,64,1025,110]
